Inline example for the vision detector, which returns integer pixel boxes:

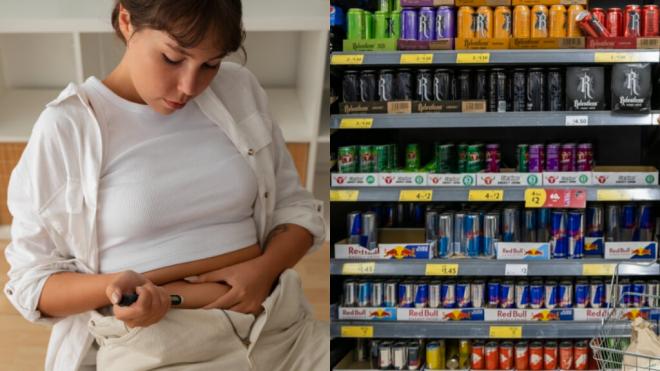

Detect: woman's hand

[185,257,278,315]
[106,270,171,328]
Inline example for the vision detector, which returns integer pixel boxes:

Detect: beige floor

[0,241,329,370]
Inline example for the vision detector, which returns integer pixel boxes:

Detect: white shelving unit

[0,0,328,191]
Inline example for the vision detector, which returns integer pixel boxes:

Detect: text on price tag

[456,53,490,64]
[331,54,365,65]
[399,190,433,202]
[426,264,459,276]
[339,118,374,129]
[490,326,523,339]
[400,53,434,64]
[594,52,639,63]
[525,188,547,208]
[342,262,376,275]
[597,190,632,201]
[341,326,373,338]
[505,264,529,276]
[330,190,359,202]
[582,264,615,276]
[565,115,589,126]
[469,189,504,202]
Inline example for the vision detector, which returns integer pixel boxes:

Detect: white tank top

[83,77,258,274]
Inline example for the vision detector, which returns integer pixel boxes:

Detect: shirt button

[6,288,13,295]
[247,149,255,156]
[264,192,269,198]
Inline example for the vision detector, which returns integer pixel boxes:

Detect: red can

[514,341,529,371]
[472,340,485,370]
[529,341,544,370]
[485,341,499,370]
[607,8,624,37]
[625,4,642,37]
[577,10,611,38]
[574,340,589,370]
[499,341,514,370]
[591,8,606,25]
[543,341,558,370]
[559,341,574,370]
[642,5,660,37]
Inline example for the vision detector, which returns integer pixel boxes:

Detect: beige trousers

[87,269,329,371]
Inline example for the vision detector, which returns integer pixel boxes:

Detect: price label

[425,264,459,276]
[330,190,360,202]
[594,52,640,63]
[490,326,523,339]
[342,262,376,275]
[583,264,616,276]
[597,190,633,201]
[525,188,548,208]
[331,54,365,65]
[400,53,434,64]
[469,189,504,202]
[341,326,373,338]
[339,118,374,129]
[399,190,433,202]
[565,115,589,126]
[505,264,529,276]
[456,53,490,64]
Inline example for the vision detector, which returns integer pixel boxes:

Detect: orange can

[475,6,493,39]
[549,5,567,37]
[567,4,585,37]
[531,5,549,38]
[458,6,475,38]
[494,6,512,38]
[513,5,531,38]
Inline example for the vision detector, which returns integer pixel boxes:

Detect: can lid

[575,10,591,21]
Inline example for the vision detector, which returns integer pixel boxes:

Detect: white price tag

[565,115,589,126]
[505,264,528,276]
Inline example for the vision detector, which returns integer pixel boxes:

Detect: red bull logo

[384,246,415,259]
[443,310,471,321]
[584,242,599,251]
[369,309,392,319]
[531,310,559,321]
[621,309,648,320]
[632,247,653,257]
[525,248,543,256]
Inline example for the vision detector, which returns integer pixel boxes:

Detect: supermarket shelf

[331,259,660,277]
[329,186,660,202]
[331,321,632,339]
[330,49,660,66]
[330,111,660,129]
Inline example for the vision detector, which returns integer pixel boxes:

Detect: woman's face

[124,28,223,115]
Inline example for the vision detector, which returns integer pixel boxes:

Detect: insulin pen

[118,293,184,306]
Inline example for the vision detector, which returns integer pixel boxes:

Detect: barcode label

[497,101,507,112]
[387,101,412,114]
[463,101,485,112]
[564,38,583,47]
[638,38,660,48]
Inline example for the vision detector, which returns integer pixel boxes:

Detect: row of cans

[347,211,379,249]
[342,277,660,309]
[337,143,401,173]
[346,7,403,40]
[577,5,659,38]
[358,338,469,370]
[516,143,593,173]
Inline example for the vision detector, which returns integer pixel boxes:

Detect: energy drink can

[454,212,466,255]
[487,280,500,308]
[416,69,433,102]
[414,282,429,308]
[575,279,590,308]
[401,7,418,40]
[382,204,395,227]
[374,11,391,39]
[364,11,374,39]
[426,341,444,370]
[359,70,377,102]
[624,5,642,37]
[358,281,371,307]
[568,211,585,258]
[544,280,558,309]
[418,7,436,41]
[379,342,393,369]
[356,339,367,362]
[636,204,653,241]
[503,207,520,242]
[586,204,605,245]
[362,212,378,249]
[466,144,484,173]
[475,6,493,39]
[407,342,422,370]
[573,340,588,370]
[619,278,632,308]
[347,211,362,244]
[568,5,585,37]
[436,143,455,173]
[441,280,456,308]
[465,213,482,257]
[484,341,499,370]
[590,280,605,308]
[399,281,414,308]
[391,10,401,39]
[343,279,357,307]
[537,208,551,242]
[543,341,558,370]
[459,340,471,369]
[384,281,398,307]
[515,341,529,371]
[531,5,549,38]
[592,8,606,25]
[457,143,468,173]
[405,144,420,170]
[515,280,530,309]
[489,69,507,113]
[438,213,454,258]
[374,145,389,173]
[529,341,544,370]
[576,143,593,171]
[371,281,384,307]
[605,282,615,308]
[413,204,425,227]
[560,143,576,172]
[530,280,544,309]
[426,210,439,253]
[483,213,500,258]
[338,146,358,173]
[560,341,574,370]
[347,8,366,40]
[500,280,515,308]
[513,5,531,38]
[631,280,646,307]
[551,210,567,258]
[621,204,636,241]
[512,68,527,112]
[545,143,560,171]
[395,68,414,100]
[359,145,375,173]
[606,204,621,242]
[526,68,545,111]
[516,144,529,172]
[429,281,442,308]
[456,281,471,308]
[342,70,360,102]
[472,280,486,308]
[436,6,455,39]
[457,69,472,100]
[499,341,514,370]
[547,68,563,111]
[472,340,485,369]
[529,144,545,173]
[642,5,659,37]
[433,69,452,101]
[392,342,407,370]
[457,6,475,39]
[577,10,611,37]
[558,280,573,308]
[523,209,537,242]
[377,70,394,102]
[647,280,660,307]
[494,6,512,38]
[549,5,567,37]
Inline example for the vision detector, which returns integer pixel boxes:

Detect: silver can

[438,212,454,258]
[392,342,408,370]
[483,213,500,258]
[362,211,378,249]
[471,280,485,308]
[429,281,442,308]
[606,204,620,242]
[371,280,384,307]
[454,212,466,255]
[343,279,357,307]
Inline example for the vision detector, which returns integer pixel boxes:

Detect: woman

[3,1,327,370]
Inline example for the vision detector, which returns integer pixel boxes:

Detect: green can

[405,144,420,170]
[374,11,391,39]
[466,144,483,173]
[358,145,374,173]
[374,145,389,172]
[347,8,365,40]
[457,143,468,173]
[390,144,398,170]
[435,144,454,174]
[338,146,357,173]
[364,11,374,39]
[516,144,529,172]
[392,0,402,11]
[377,0,391,12]
[390,10,401,39]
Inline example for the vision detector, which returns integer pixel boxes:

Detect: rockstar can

[531,5,549,38]
[435,6,455,39]
[567,5,585,37]
[494,6,512,38]
[457,6,475,39]
[624,5,642,37]
[418,7,436,41]
[513,5,531,38]
[475,6,493,39]
[549,5,567,38]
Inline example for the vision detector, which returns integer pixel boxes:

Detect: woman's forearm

[255,223,314,279]
[38,271,119,318]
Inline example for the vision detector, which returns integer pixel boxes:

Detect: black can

[512,68,526,112]
[359,70,377,102]
[457,69,472,100]
[506,70,514,111]
[378,69,395,102]
[416,69,433,102]
[526,68,545,111]
[342,70,360,102]
[489,68,508,112]
[475,69,488,100]
[433,69,452,101]
[547,67,563,111]
[450,71,458,100]
[395,69,414,100]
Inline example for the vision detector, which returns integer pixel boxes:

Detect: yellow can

[475,6,494,39]
[531,5,549,38]
[457,6,475,39]
[426,340,446,370]
[567,4,585,37]
[494,6,512,38]
[549,5,567,38]
[513,5,531,38]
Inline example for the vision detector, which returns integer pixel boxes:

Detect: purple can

[576,143,593,171]
[546,143,561,171]
[401,8,418,40]
[485,144,500,172]
[435,6,455,39]
[528,144,545,173]
[418,7,436,41]
[560,143,576,172]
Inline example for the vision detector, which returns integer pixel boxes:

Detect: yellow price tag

[339,118,373,129]
[330,190,360,202]
[456,53,490,64]
[400,53,434,64]
[594,53,640,63]
[489,326,523,339]
[597,190,632,201]
[342,262,376,275]
[583,264,615,276]
[469,190,504,202]
[330,54,365,65]
[341,326,373,338]
[525,188,548,208]
[399,190,433,202]
[425,264,459,276]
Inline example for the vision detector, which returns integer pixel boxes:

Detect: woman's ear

[118,4,134,42]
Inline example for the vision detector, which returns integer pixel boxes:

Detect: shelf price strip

[594,52,641,63]
[505,264,528,276]
[341,326,374,338]
[339,118,373,129]
[469,189,504,202]
[399,190,433,202]
[597,190,633,201]
[342,262,376,275]
[330,190,360,202]
[456,53,490,64]
[425,264,459,276]
[582,264,616,276]
[489,326,523,339]
[330,54,364,65]
[400,53,434,64]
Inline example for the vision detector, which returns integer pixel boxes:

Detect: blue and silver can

[544,280,558,309]
[441,280,456,308]
[438,212,454,258]
[471,280,485,308]
[567,211,585,258]
[636,204,653,241]
[537,208,551,242]
[362,212,379,249]
[499,280,515,308]
[618,279,632,308]
[348,211,362,245]
[358,281,371,307]
[465,212,482,257]
[399,281,414,308]
[606,204,620,242]
[372,281,384,307]
[384,281,398,307]
[589,280,605,309]
[605,282,615,308]
[429,281,442,308]
[426,211,439,255]
[631,280,646,308]
[418,7,436,41]
[414,281,429,308]
[551,210,568,258]
[523,209,537,242]
[558,280,573,308]
[456,281,471,308]
[344,279,357,307]
[621,204,636,241]
[487,280,500,308]
[575,279,590,308]
[515,280,530,309]
[530,280,544,309]
[454,212,466,256]
[502,207,520,242]
[435,6,455,39]
[586,205,604,239]
[483,213,500,258]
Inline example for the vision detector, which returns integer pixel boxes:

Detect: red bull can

[379,342,393,369]
[515,280,530,309]
[544,280,558,309]
[537,208,551,242]
[358,281,371,307]
[371,281,384,307]
[384,281,398,307]
[456,281,471,308]
[465,213,482,257]
[347,211,362,245]
[487,280,500,308]
[636,204,653,241]
[568,211,585,258]
[523,209,537,243]
[586,205,604,239]
[500,280,515,308]
[344,279,357,307]
[631,280,646,308]
[362,212,378,249]
[438,212,454,258]
[590,280,605,308]
[618,279,632,308]
[551,210,568,258]
[399,282,414,308]
[605,282,615,308]
[454,212,466,256]
[575,279,590,308]
[502,207,520,242]
[647,280,659,307]
[621,204,636,241]
[530,280,546,308]
[392,342,407,369]
[429,281,442,308]
[483,213,500,258]
[558,280,573,308]
[414,282,429,308]
[606,204,621,242]
[471,280,485,308]
[441,280,456,308]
